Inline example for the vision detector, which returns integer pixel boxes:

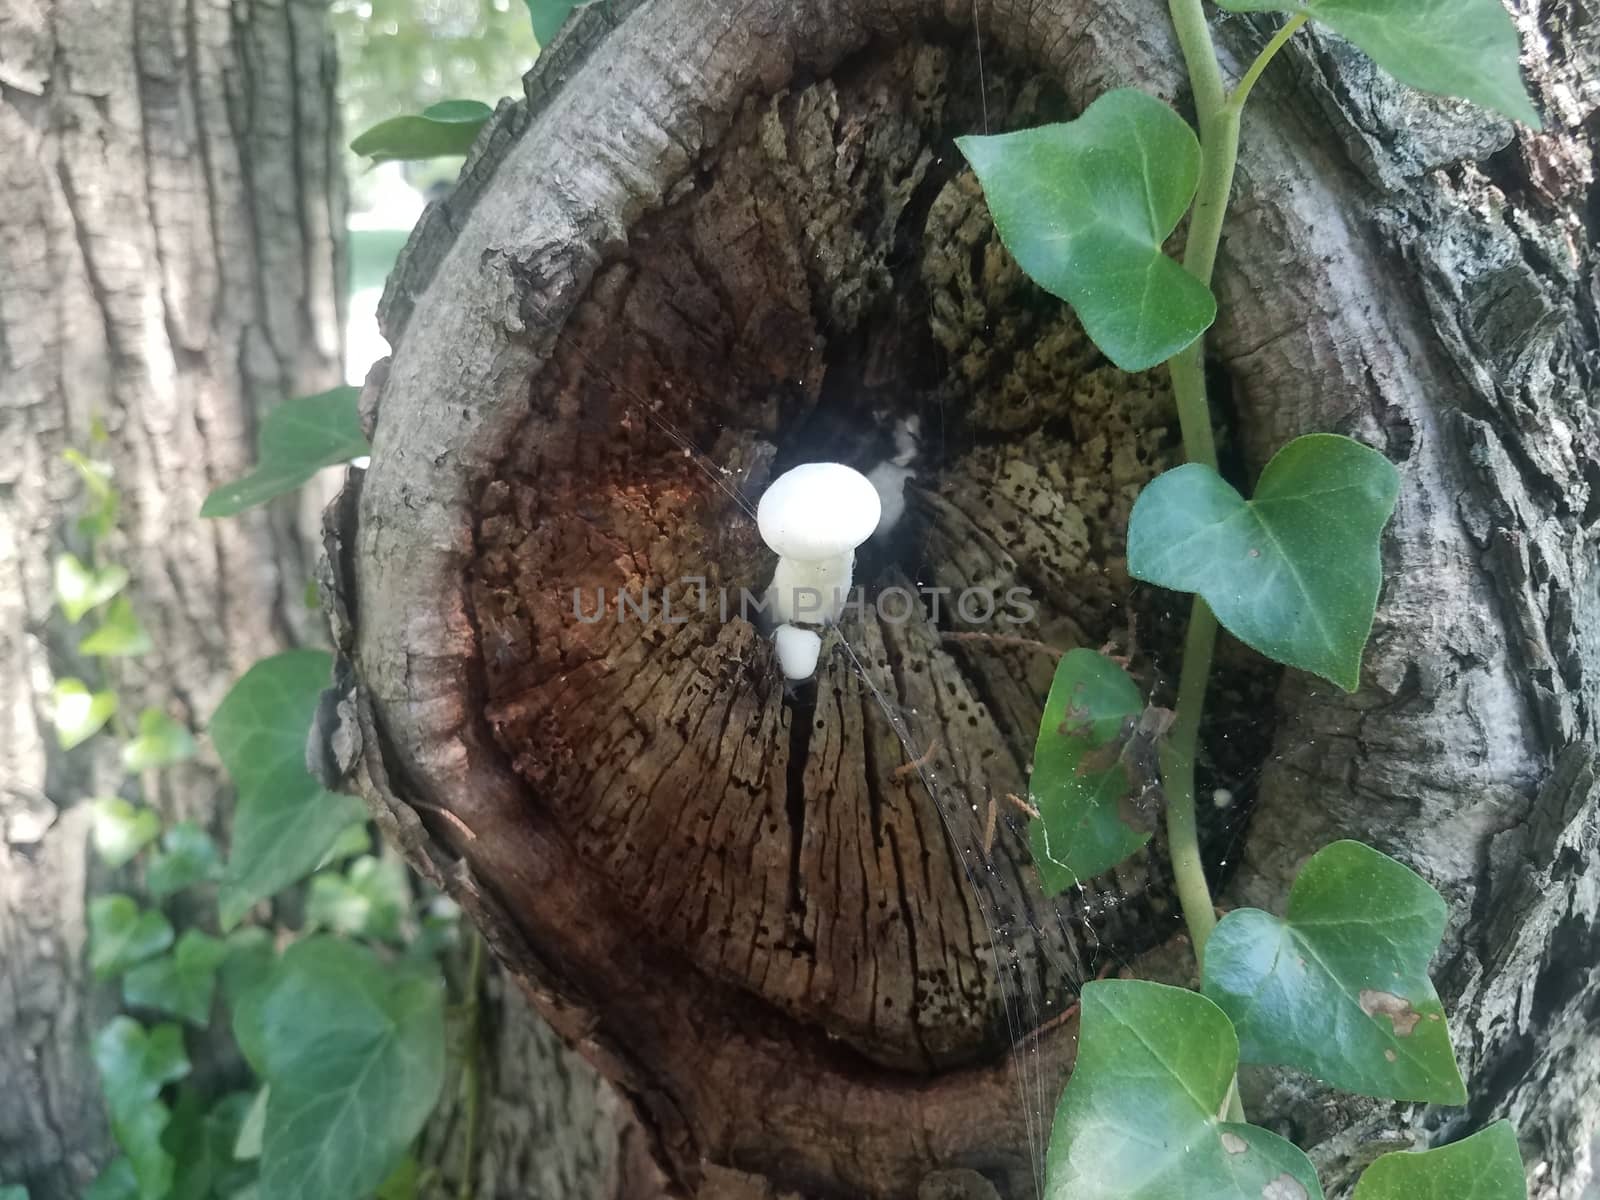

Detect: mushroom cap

[774,624,823,680]
[757,463,883,562]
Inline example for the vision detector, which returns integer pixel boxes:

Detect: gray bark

[0,0,342,1193]
[2,4,648,1197]
[324,1,1600,1198]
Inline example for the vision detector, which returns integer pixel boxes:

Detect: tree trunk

[2,4,651,1196]
[323,1,1600,1198]
[0,1,339,1193]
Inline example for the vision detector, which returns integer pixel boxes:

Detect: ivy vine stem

[1158,0,1305,1055]
[1158,4,1302,1134]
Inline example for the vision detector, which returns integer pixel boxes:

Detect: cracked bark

[3,4,644,1199]
[0,1,342,1192]
[323,1,1599,1198]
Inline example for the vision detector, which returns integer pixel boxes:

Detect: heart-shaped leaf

[89,895,175,979]
[146,822,223,898]
[123,930,230,1026]
[1127,433,1399,690]
[122,709,198,772]
[1217,0,1539,127]
[1047,979,1322,1200]
[1202,840,1466,1103]
[53,678,119,749]
[93,1018,190,1200]
[348,101,494,164]
[55,553,130,623]
[232,937,445,1200]
[212,651,366,929]
[202,387,368,517]
[956,89,1216,372]
[81,597,154,657]
[91,797,162,868]
[1353,1122,1526,1200]
[1028,650,1150,893]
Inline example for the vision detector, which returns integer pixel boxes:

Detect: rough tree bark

[0,0,343,1191]
[1,4,651,1199]
[323,1,1599,1198]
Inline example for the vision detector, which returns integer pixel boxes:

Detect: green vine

[960,0,1542,1195]
[1157,0,1308,975]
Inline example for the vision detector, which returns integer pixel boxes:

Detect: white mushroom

[757,462,881,627]
[773,624,823,681]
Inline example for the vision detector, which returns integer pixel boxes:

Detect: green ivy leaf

[166,1089,257,1200]
[1127,433,1399,690]
[53,678,118,750]
[55,553,130,623]
[91,797,162,869]
[348,101,494,164]
[146,822,224,898]
[93,1018,190,1200]
[81,597,154,657]
[89,895,175,979]
[525,0,579,44]
[82,1159,139,1200]
[1203,840,1466,1103]
[122,709,199,772]
[1354,1122,1525,1200]
[211,651,366,929]
[0,1185,31,1200]
[956,89,1216,372]
[234,1086,270,1162]
[221,927,279,1010]
[1027,650,1149,893]
[232,938,446,1200]
[201,388,367,518]
[1047,980,1322,1200]
[63,449,121,541]
[306,855,412,943]
[320,822,372,867]
[123,930,230,1026]
[1217,0,1539,127]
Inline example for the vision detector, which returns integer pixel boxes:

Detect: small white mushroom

[773,624,823,680]
[757,462,881,627]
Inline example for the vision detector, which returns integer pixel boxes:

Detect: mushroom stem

[770,553,855,624]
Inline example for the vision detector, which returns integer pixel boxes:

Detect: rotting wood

[324,1,1600,1196]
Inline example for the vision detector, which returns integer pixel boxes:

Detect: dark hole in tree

[464,31,1281,1075]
